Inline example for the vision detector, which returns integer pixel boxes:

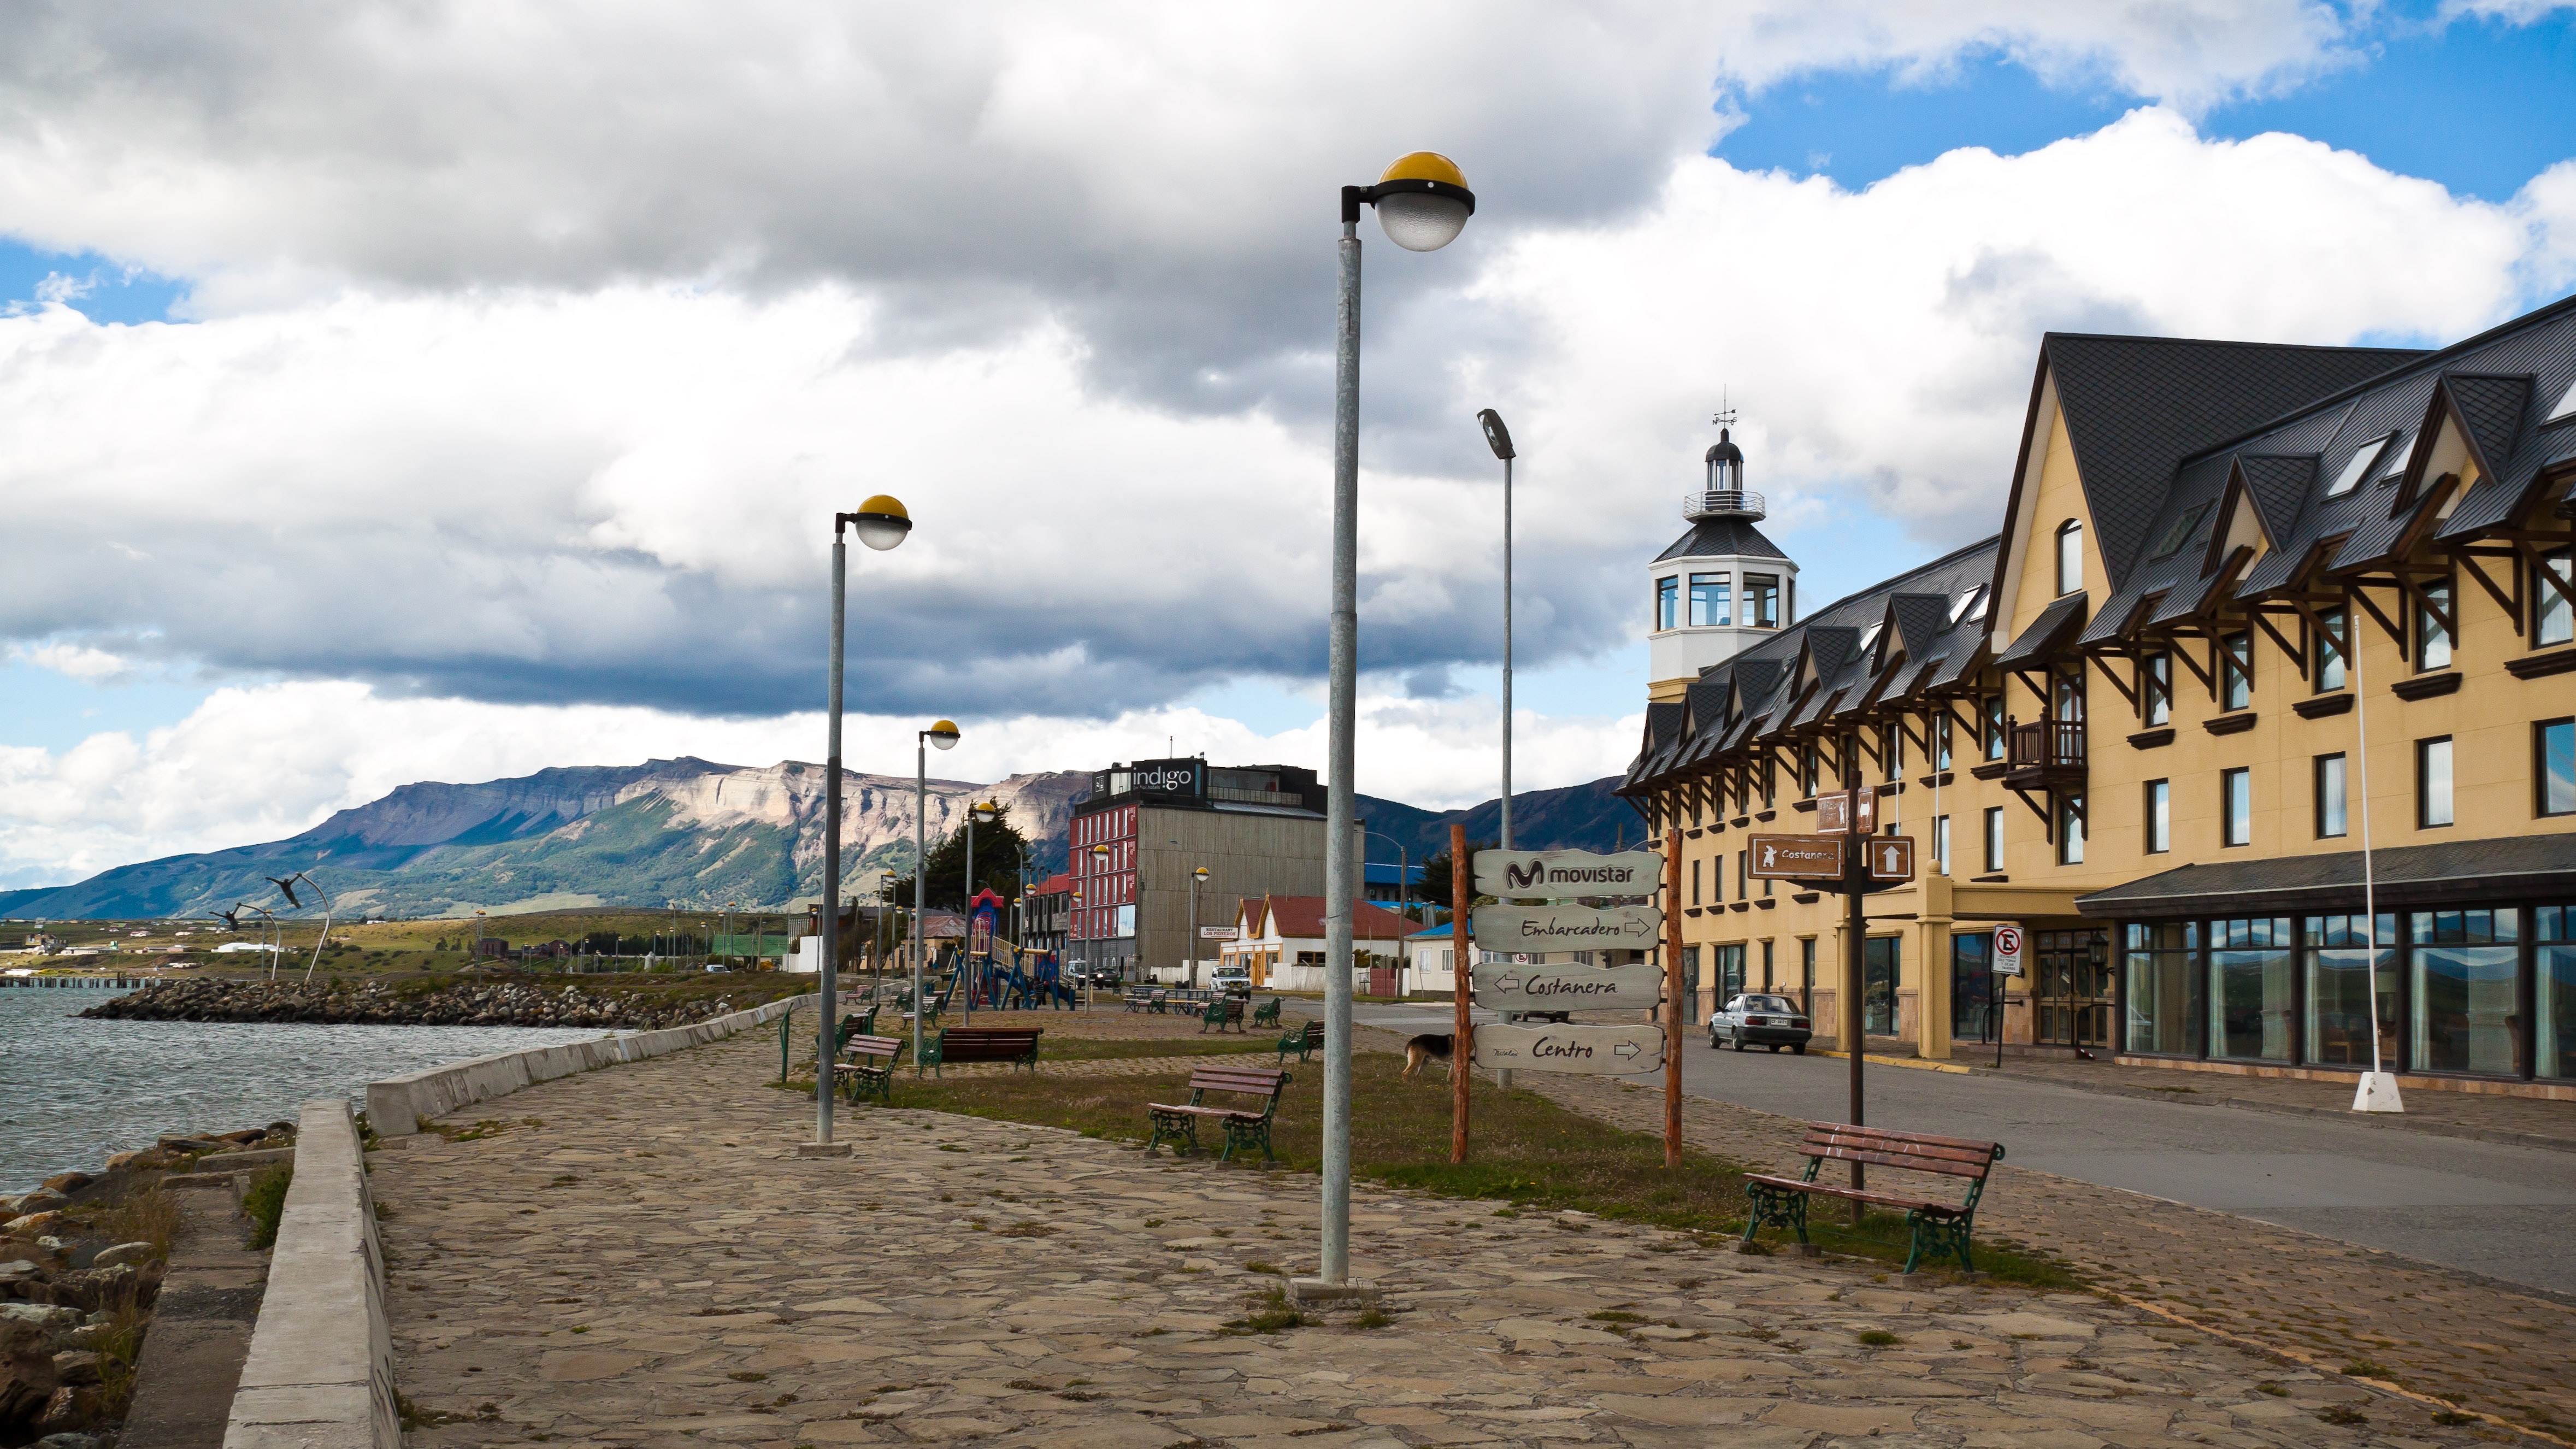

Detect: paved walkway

[378,1025,2504,1449]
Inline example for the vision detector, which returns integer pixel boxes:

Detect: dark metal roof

[2074,833,2576,918]
[1655,515,1791,564]
[1995,591,2087,670]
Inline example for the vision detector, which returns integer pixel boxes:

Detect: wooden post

[1842,735,1867,1224]
[1662,828,1685,1168]
[1451,822,1473,1164]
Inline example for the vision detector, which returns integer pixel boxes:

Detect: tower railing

[1683,489,1766,521]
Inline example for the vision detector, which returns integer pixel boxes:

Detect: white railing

[1684,490,1766,520]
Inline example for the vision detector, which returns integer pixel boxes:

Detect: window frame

[2144,779,2171,855]
[2056,792,2086,865]
[1687,571,1731,628]
[2055,519,2083,596]
[2314,605,2348,693]
[1982,806,2005,873]
[2315,752,2348,839]
[2221,767,2253,848]
[2418,735,2455,829]
[2415,579,2456,673]
[1655,574,1679,631]
[2220,631,2253,711]
[1743,573,1781,629]
[2538,717,2575,819]
[1982,695,2006,762]
[2143,652,2173,726]
[2537,547,2573,649]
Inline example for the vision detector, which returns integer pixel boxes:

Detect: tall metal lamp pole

[1477,409,1517,852]
[913,720,963,1074]
[1314,151,1476,1295]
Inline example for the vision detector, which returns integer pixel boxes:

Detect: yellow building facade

[1624,310,2576,1097]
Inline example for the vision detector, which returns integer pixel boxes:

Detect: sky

[4,0,2575,891]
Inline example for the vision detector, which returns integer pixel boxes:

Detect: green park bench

[1740,1123,2006,1275]
[919,1026,1042,1076]
[1145,1063,1291,1163]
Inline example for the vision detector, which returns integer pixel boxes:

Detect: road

[1348,1001,2576,1298]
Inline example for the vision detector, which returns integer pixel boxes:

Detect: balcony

[2005,720,2086,789]
[1682,489,1766,521]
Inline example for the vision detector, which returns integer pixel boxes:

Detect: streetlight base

[795,1141,854,1158]
[2350,1071,2405,1114]
[1288,1277,1382,1305]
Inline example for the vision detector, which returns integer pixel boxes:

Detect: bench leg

[1905,1210,1974,1276]
[1146,1110,1199,1157]
[1742,1181,1811,1249]
[1221,1117,1275,1165]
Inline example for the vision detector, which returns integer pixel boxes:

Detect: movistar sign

[1474,848,1665,898]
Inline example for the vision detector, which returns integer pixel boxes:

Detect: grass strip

[893,1049,2077,1288]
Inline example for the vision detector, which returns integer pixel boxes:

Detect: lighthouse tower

[1646,425,1797,704]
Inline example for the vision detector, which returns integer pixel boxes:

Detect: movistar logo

[1506,862,1544,890]
[1501,858,1644,888]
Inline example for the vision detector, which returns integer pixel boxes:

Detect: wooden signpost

[1471,959,1664,1012]
[1471,849,1665,898]
[1467,1022,1666,1075]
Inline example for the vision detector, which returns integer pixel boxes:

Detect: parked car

[1708,993,1812,1053]
[1210,965,1252,996]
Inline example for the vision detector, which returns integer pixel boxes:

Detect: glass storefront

[2123,922,2197,1055]
[2542,906,2576,1080]
[2410,909,2520,1076]
[2036,929,2111,1048]
[1952,932,1994,1044]
[2210,916,2294,1061]
[1864,936,1899,1036]
[2303,914,2395,1068]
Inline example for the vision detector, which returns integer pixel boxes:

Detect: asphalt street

[1347,1001,2576,1297]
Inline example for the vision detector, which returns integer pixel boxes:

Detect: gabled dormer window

[2055,520,2083,596]
[2326,433,2397,498]
[2548,374,2576,426]
[1949,585,1985,623]
[1858,622,1883,657]
[2150,503,2210,558]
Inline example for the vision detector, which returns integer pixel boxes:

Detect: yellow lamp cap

[1380,151,1467,189]
[857,493,909,520]
[930,718,960,735]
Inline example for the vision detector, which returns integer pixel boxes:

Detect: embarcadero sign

[1470,903,1663,950]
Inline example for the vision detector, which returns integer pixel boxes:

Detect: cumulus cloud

[0,679,1640,888]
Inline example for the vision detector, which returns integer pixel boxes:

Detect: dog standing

[1400,1032,1456,1082]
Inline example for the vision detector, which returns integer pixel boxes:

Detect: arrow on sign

[1612,1041,1641,1059]
[1492,974,1522,994]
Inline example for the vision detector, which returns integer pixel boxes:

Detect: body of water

[0,985,612,1191]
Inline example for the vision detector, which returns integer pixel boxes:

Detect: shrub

[243,1163,293,1248]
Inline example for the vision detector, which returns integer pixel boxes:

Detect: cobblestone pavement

[379,1026,2509,1449]
[1521,1073,2576,1444]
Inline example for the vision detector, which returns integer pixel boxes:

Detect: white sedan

[1708,993,1813,1053]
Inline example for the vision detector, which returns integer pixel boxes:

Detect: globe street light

[913,719,961,1070]
[1190,865,1211,989]
[1318,151,1475,1294]
[809,493,912,1156]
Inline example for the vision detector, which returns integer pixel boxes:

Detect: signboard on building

[1473,849,1666,898]
[1199,925,1239,939]
[1122,757,1205,800]
[1472,959,1664,1012]
[1746,835,1843,880]
[1470,903,1663,950]
[1813,788,1877,835]
[1469,1022,1665,1075]
[1864,836,1917,882]
[1993,923,2025,977]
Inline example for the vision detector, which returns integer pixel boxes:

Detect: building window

[2144,780,2170,854]
[2056,792,2085,864]
[1863,936,1900,1036]
[2540,905,2576,1081]
[2055,519,2083,595]
[2539,549,2573,647]
[2540,718,2575,818]
[2315,605,2348,692]
[2143,653,2172,726]
[2411,909,2520,1075]
[1800,743,1819,797]
[1690,859,1702,906]
[2122,922,2198,1055]
[2209,916,2294,1061]
[1744,574,1780,628]
[1983,695,2006,761]
[1761,939,1775,991]
[1882,725,1903,781]
[1952,933,1994,1044]
[1655,575,1679,631]
[2221,768,2251,847]
[2418,737,2454,828]
[2416,580,2454,671]
[2315,753,2348,839]
[1737,850,1747,899]
[1983,806,2005,873]
[1688,572,1731,627]
[1934,712,1953,771]
[2304,914,2394,1069]
[2221,631,2253,711]
[1800,936,1817,1014]
[1932,814,1951,874]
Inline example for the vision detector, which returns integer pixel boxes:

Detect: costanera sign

[1473,849,1665,898]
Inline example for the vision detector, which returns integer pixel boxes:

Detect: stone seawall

[221,1099,391,1449]
[363,993,816,1137]
[82,977,775,1029]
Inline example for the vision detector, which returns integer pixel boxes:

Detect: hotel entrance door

[2035,929,2111,1053]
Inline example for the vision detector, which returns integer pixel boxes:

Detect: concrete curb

[363,993,817,1138]
[221,1098,393,1449]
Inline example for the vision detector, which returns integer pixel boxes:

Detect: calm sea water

[0,985,610,1192]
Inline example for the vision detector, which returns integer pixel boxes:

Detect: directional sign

[1865,836,1917,882]
[1472,959,1665,1013]
[1470,1022,1666,1076]
[1993,923,2025,979]
[1475,849,1665,898]
[1746,834,1843,880]
[1471,903,1663,951]
[1814,789,1877,836]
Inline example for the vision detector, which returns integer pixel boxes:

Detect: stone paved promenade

[377,1026,2507,1449]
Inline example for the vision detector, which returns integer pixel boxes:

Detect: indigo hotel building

[1622,294,2576,1098]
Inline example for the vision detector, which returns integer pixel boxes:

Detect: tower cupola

[1647,416,1796,703]
[1688,428,1762,520]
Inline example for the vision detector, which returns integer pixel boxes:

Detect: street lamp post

[1477,409,1518,852]
[963,800,997,1020]
[807,494,913,1156]
[914,720,962,1074]
[1088,843,1112,983]
[1361,829,1409,996]
[1316,152,1476,1294]
[1190,865,1210,989]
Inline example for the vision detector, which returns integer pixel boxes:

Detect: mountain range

[0,758,1638,921]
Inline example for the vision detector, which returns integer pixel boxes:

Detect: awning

[2074,834,2576,919]
[1994,591,2087,670]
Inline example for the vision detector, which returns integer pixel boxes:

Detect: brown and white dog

[1399,1033,1456,1082]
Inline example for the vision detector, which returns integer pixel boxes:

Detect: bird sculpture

[210,904,246,930]
[266,875,302,908]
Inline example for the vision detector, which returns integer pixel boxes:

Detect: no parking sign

[1993,923,2025,977]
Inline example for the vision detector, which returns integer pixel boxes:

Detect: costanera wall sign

[1473,849,1665,898]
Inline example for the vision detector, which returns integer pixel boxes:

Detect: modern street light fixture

[913,718,962,1074]
[1189,865,1211,988]
[1088,843,1112,985]
[962,800,995,1021]
[1361,828,1410,995]
[266,869,339,983]
[1317,151,1476,1295]
[810,492,912,1156]
[1477,408,1518,853]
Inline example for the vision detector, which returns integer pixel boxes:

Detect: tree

[1411,838,1495,914]
[891,804,1033,911]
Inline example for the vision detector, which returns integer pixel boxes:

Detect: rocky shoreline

[3,1123,293,1449]
[78,978,747,1029]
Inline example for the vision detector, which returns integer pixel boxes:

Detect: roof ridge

[2042,331,2431,357]
[1793,533,2000,623]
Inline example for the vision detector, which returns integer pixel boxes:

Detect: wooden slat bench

[832,1034,906,1106]
[1146,1064,1291,1163]
[1250,996,1283,1028]
[1276,1019,1322,1064]
[1741,1123,2006,1275]
[1199,997,1246,1033]
[920,1026,1042,1076]
[1124,988,1170,1015]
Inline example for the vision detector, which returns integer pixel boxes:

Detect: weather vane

[1712,386,1736,432]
